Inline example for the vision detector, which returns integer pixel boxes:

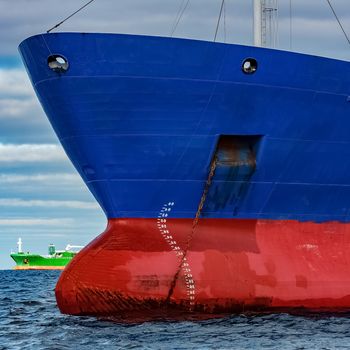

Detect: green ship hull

[11,250,76,270]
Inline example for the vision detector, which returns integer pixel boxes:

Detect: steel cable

[214,0,225,42]
[47,0,96,33]
[170,0,191,37]
[326,0,350,47]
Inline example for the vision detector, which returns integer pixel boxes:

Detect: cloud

[0,98,39,118]
[0,68,41,119]
[0,68,54,143]
[0,198,99,209]
[0,0,349,59]
[0,218,74,226]
[0,68,32,97]
[0,172,95,205]
[0,143,66,162]
[0,173,80,184]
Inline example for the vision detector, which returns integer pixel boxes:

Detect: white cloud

[0,68,43,123]
[0,69,32,97]
[0,173,80,184]
[0,198,99,209]
[0,143,66,162]
[0,218,74,226]
[0,98,38,118]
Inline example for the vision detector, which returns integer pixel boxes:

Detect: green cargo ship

[11,238,82,270]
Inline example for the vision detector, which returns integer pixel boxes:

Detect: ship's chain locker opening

[166,135,260,308]
[206,135,259,215]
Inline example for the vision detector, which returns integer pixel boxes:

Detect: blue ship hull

[19,33,350,221]
[19,33,350,318]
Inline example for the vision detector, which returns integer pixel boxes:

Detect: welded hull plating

[19,33,350,319]
[56,218,350,318]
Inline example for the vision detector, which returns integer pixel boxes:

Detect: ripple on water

[0,270,350,349]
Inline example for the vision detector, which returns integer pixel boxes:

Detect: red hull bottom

[56,217,350,320]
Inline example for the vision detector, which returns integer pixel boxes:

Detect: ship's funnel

[48,244,56,256]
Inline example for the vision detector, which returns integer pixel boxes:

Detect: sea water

[0,270,350,349]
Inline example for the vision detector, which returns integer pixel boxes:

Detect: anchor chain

[165,154,218,307]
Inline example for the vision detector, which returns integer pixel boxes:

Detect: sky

[0,0,349,268]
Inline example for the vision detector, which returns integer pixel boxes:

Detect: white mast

[253,0,262,47]
[253,0,278,48]
[17,237,23,253]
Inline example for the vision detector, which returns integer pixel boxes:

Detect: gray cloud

[0,198,99,209]
[0,218,74,226]
[0,143,66,162]
[0,0,349,60]
[0,173,80,184]
[0,68,57,143]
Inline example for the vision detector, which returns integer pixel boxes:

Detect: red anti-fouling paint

[55,218,350,319]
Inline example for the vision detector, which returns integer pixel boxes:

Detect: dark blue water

[1,271,350,349]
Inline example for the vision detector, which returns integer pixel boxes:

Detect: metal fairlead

[48,55,69,72]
